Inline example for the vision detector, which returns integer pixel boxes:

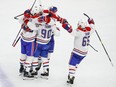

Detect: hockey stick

[13,0,37,46]
[83,13,114,67]
[12,28,22,47]
[12,36,21,47]
[88,44,98,52]
[14,13,24,20]
[14,0,37,20]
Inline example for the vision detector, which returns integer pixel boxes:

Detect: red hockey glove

[88,18,94,24]
[24,9,31,18]
[21,23,33,32]
[62,23,72,33]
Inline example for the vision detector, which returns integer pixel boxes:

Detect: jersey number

[41,29,52,38]
[82,36,90,46]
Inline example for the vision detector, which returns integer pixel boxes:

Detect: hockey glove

[88,18,95,24]
[62,23,72,33]
[24,9,31,18]
[21,23,33,32]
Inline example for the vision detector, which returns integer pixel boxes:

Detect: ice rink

[0,0,116,87]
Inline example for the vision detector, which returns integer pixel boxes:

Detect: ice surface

[0,0,116,87]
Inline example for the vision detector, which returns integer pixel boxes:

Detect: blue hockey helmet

[49,6,57,13]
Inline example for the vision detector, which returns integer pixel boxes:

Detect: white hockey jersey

[19,16,37,42]
[35,18,60,44]
[70,24,95,56]
[20,31,37,42]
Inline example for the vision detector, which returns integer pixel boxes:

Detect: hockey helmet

[31,6,43,15]
[77,20,86,29]
[49,6,57,13]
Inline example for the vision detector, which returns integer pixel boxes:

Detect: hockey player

[46,6,57,61]
[43,6,58,20]
[43,6,67,25]
[44,6,59,74]
[31,6,63,77]
[18,6,43,78]
[44,6,70,61]
[29,6,70,78]
[30,13,60,78]
[62,18,95,84]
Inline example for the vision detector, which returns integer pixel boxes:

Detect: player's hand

[88,18,94,24]
[62,23,72,33]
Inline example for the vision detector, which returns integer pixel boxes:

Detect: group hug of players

[17,5,95,85]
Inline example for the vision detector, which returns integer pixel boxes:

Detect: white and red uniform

[31,15,60,73]
[18,9,39,73]
[35,18,59,44]
[70,24,95,56]
[63,19,95,78]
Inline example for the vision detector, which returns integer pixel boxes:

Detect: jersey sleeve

[52,25,60,36]
[89,24,95,35]
[27,21,38,30]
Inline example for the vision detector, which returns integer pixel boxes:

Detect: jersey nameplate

[45,24,51,28]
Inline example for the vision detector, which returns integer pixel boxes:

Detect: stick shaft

[88,44,98,52]
[83,13,114,66]
[14,0,37,19]
[12,37,21,47]
[95,30,114,66]
[12,28,22,46]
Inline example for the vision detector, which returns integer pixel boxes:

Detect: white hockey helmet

[77,20,86,29]
[31,6,43,15]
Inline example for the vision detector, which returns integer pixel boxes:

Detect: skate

[31,71,38,75]
[40,68,49,79]
[31,71,38,78]
[30,64,42,78]
[40,72,49,79]
[67,75,75,87]
[19,65,24,73]
[22,70,34,80]
[19,65,24,76]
